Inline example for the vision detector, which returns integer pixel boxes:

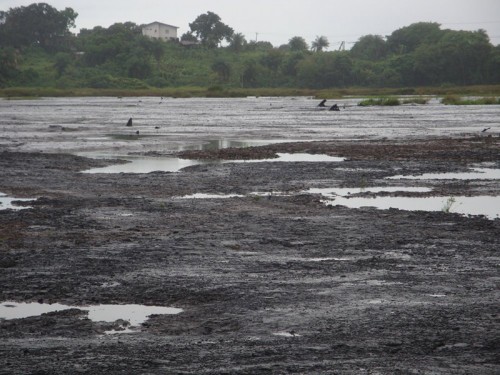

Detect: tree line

[1,2,500,90]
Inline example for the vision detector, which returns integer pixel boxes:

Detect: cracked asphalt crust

[1,137,499,374]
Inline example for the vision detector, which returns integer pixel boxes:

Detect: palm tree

[229,32,247,52]
[311,36,329,52]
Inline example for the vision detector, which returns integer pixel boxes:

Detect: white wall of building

[142,22,178,41]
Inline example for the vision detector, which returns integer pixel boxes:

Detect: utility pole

[338,41,345,51]
[255,32,259,42]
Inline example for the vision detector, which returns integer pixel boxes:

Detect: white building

[142,22,178,41]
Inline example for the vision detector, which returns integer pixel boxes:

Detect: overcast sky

[1,0,500,48]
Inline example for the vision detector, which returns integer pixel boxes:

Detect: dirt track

[1,134,499,374]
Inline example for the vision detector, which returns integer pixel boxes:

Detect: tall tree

[487,45,500,83]
[350,35,387,60]
[311,36,329,52]
[189,12,234,48]
[437,29,492,85]
[78,22,142,66]
[386,22,442,54]
[0,3,77,51]
[288,36,309,52]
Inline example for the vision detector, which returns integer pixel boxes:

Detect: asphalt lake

[1,96,499,373]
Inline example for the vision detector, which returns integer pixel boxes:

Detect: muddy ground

[0,136,499,374]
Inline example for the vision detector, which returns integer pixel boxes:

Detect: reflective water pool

[308,187,433,197]
[173,185,499,219]
[323,195,500,219]
[82,155,206,173]
[0,301,183,333]
[179,193,245,199]
[2,97,498,154]
[306,186,499,219]
[82,152,345,173]
[388,168,500,180]
[0,192,34,210]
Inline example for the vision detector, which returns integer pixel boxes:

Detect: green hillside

[1,3,500,96]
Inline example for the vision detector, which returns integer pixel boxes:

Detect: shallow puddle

[175,185,499,219]
[388,168,500,180]
[178,191,295,200]
[273,331,301,337]
[270,153,344,162]
[82,156,206,174]
[0,192,34,210]
[308,186,499,219]
[82,152,344,174]
[303,257,351,262]
[0,301,182,333]
[180,193,244,199]
[324,195,500,219]
[308,187,432,197]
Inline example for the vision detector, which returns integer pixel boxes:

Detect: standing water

[1,96,498,154]
[1,96,498,216]
[0,301,183,334]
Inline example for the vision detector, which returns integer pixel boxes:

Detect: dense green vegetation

[440,95,500,105]
[1,2,500,96]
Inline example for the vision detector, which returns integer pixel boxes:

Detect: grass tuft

[442,197,456,213]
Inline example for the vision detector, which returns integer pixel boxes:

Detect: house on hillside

[142,22,178,41]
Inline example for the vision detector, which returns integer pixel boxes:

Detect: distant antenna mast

[338,41,345,51]
[255,32,259,42]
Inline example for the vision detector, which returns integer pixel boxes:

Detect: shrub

[358,97,401,106]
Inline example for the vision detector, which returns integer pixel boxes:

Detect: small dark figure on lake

[126,118,133,127]
[318,99,327,107]
[329,104,340,111]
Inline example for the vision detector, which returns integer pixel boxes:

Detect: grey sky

[1,0,500,48]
